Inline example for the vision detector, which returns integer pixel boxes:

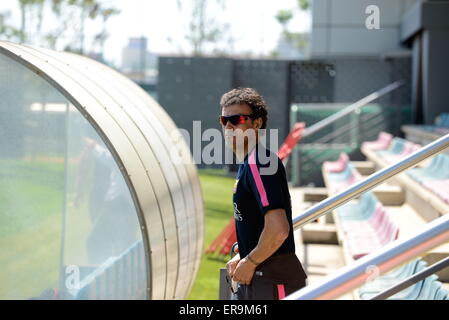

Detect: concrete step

[302,187,328,202]
[352,161,376,175]
[372,184,405,206]
[302,223,338,245]
[290,186,330,223]
[351,175,405,206]
[302,243,355,300]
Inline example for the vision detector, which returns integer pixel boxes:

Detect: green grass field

[0,159,64,299]
[187,169,235,300]
[0,158,234,300]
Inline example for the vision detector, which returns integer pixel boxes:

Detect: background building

[121,37,158,86]
[311,0,419,57]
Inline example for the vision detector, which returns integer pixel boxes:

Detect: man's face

[221,104,262,153]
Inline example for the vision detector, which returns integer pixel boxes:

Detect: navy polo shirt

[233,144,295,259]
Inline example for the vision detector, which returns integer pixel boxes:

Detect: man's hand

[232,257,257,285]
[226,254,240,278]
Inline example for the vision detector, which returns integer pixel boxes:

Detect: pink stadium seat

[423,180,449,204]
[345,213,399,260]
[329,169,362,194]
[323,153,350,173]
[341,204,386,234]
[345,216,398,244]
[324,145,401,261]
[384,142,422,164]
[362,132,393,151]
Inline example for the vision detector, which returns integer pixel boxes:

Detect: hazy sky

[0,0,311,65]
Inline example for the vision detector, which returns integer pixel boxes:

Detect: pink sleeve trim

[249,150,269,207]
[277,284,286,299]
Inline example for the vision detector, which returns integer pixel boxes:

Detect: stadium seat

[326,162,362,194]
[407,154,449,183]
[422,179,449,204]
[324,155,399,260]
[362,132,393,151]
[342,204,399,260]
[358,262,449,300]
[335,191,399,260]
[323,153,350,173]
[360,275,443,300]
[417,276,443,300]
[359,259,425,295]
[376,137,406,158]
[329,134,449,300]
[327,162,355,181]
[435,113,449,128]
[436,127,449,135]
[435,286,449,300]
[336,192,378,222]
[383,141,422,164]
[340,204,387,234]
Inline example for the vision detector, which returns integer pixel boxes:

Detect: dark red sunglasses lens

[220,115,247,126]
[235,116,247,125]
[219,116,227,125]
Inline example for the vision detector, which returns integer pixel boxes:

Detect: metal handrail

[300,81,403,139]
[370,256,449,300]
[293,132,449,230]
[289,81,403,181]
[286,213,449,300]
[313,120,356,145]
[300,111,385,164]
[313,106,388,145]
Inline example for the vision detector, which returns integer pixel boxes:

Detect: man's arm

[249,209,290,263]
[231,209,290,284]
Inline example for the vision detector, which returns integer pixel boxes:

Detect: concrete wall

[311,0,419,57]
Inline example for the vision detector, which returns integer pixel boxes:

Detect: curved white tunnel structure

[0,41,204,300]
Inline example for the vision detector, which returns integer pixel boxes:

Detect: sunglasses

[219,114,257,126]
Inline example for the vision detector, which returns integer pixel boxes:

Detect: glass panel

[0,53,147,300]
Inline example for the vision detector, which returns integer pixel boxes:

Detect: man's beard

[224,129,258,161]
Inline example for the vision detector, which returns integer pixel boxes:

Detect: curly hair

[220,87,269,129]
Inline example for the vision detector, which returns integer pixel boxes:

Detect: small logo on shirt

[233,202,243,221]
[233,179,239,194]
